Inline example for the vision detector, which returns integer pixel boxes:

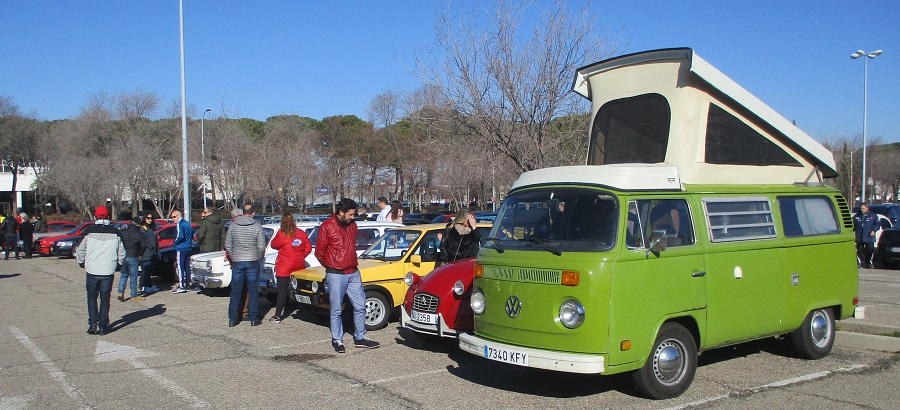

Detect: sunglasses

[145,216,153,220]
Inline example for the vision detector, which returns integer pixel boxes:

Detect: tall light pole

[179,0,190,221]
[851,49,882,204]
[201,108,211,209]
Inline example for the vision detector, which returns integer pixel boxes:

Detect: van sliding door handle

[691,271,706,277]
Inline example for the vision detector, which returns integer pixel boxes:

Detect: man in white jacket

[76,206,125,336]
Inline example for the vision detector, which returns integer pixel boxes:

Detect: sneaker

[87,326,98,335]
[250,320,262,327]
[172,287,188,294]
[96,327,106,336]
[228,320,239,327]
[117,293,125,302]
[142,286,160,294]
[332,340,346,353]
[269,315,282,323]
[129,296,146,301]
[354,338,380,349]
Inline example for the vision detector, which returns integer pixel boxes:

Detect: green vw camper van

[458,49,859,400]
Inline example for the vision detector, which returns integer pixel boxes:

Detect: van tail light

[561,270,580,286]
[474,264,483,278]
[853,297,859,306]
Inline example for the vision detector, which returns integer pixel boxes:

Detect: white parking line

[9,326,88,409]
[664,364,871,410]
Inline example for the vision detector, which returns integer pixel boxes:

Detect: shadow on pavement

[107,304,167,333]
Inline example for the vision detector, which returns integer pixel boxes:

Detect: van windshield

[489,188,618,252]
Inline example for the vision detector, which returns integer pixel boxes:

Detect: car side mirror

[410,254,422,266]
[647,229,668,257]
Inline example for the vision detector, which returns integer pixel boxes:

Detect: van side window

[778,196,840,237]
[627,199,694,248]
[704,197,776,242]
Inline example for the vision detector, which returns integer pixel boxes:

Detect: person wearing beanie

[117,217,147,301]
[76,206,125,335]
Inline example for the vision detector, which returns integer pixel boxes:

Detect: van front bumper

[458,332,605,374]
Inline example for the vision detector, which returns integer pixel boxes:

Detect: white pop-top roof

[511,164,682,191]
[571,48,837,184]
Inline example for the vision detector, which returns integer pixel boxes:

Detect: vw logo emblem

[505,296,522,318]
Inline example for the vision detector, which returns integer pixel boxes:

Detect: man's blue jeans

[86,273,113,329]
[118,257,140,297]
[327,270,366,342]
[229,261,260,323]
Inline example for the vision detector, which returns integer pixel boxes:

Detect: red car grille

[412,293,439,313]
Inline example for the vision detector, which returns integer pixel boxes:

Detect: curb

[835,331,900,353]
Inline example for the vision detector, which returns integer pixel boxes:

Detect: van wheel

[632,323,697,400]
[364,291,390,331]
[790,308,834,359]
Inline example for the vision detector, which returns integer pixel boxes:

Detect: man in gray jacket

[76,206,125,335]
[224,206,266,327]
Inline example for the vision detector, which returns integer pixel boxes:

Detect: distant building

[0,161,38,215]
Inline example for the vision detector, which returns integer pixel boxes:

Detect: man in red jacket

[315,198,380,353]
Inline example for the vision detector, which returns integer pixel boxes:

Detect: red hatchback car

[401,258,477,339]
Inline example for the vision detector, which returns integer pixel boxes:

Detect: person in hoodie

[76,206,125,335]
[138,213,160,294]
[117,218,146,301]
[224,206,266,327]
[268,213,311,323]
[170,209,194,294]
[196,207,225,253]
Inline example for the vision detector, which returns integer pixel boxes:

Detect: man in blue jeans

[315,198,380,353]
[170,209,194,293]
[224,206,266,327]
[117,217,146,301]
[76,206,125,335]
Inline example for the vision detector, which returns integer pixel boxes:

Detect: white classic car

[189,222,318,290]
[257,221,404,299]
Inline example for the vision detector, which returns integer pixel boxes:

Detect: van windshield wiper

[486,237,505,253]
[526,238,562,256]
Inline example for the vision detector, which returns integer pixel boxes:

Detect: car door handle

[691,271,706,277]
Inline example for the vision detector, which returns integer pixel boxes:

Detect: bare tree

[0,96,43,212]
[414,0,617,172]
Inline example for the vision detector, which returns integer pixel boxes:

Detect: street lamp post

[201,108,211,210]
[851,49,882,203]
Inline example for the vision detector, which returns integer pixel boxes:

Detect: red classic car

[401,258,476,339]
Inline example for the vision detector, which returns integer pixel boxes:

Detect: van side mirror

[647,229,668,256]
[410,255,422,266]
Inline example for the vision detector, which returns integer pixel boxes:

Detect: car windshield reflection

[359,230,421,261]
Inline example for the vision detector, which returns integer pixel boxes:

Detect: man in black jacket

[118,220,146,301]
[18,214,34,258]
[1,212,19,260]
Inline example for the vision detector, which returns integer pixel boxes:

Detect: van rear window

[778,196,840,237]
[703,197,776,242]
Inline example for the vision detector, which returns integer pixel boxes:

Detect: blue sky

[2,1,898,143]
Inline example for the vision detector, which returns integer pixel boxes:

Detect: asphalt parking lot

[1,256,898,409]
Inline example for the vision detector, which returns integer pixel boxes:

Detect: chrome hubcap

[653,340,686,385]
[810,310,831,348]
[365,298,385,325]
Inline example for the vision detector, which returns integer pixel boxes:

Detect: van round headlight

[310,280,318,293]
[471,288,485,315]
[452,280,465,296]
[559,299,585,329]
[291,277,299,290]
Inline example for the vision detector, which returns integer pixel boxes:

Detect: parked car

[400,224,493,340]
[406,212,450,222]
[35,222,94,256]
[52,221,132,258]
[258,221,403,301]
[291,222,492,331]
[190,222,317,290]
[431,214,456,224]
[876,227,900,269]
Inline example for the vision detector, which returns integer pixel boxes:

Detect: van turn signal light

[561,270,579,286]
[620,340,632,351]
[474,264,484,278]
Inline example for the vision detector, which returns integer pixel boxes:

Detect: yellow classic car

[291,222,493,330]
